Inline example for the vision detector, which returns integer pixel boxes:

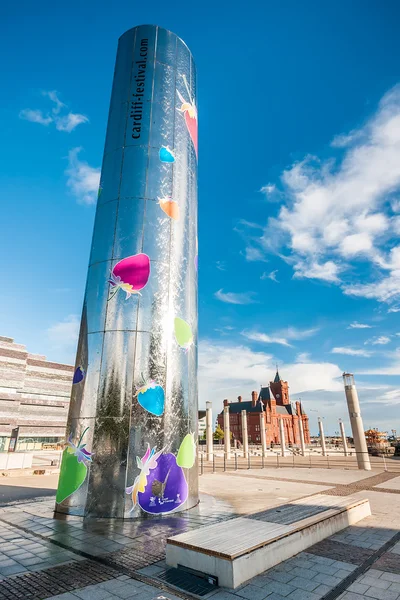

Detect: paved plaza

[0,467,400,599]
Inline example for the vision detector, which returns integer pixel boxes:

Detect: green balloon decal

[174,317,194,351]
[56,427,93,504]
[176,433,196,468]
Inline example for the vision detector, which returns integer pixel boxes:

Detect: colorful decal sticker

[137,452,188,514]
[108,253,150,300]
[73,366,85,385]
[159,146,175,163]
[126,444,163,509]
[158,197,180,221]
[56,427,93,504]
[177,75,198,159]
[174,317,194,351]
[135,380,165,416]
[176,433,196,469]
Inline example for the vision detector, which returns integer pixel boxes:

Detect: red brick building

[217,370,310,446]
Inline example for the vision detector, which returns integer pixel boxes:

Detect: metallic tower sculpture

[343,373,371,471]
[55,25,198,518]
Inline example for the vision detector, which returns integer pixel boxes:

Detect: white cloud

[259,85,400,303]
[365,335,391,345]
[19,109,53,126]
[331,346,372,357]
[46,314,79,363]
[261,269,279,282]
[65,147,100,205]
[55,113,89,132]
[241,326,318,347]
[293,260,341,283]
[214,289,257,305]
[296,352,311,363]
[388,306,400,313]
[242,331,293,347]
[243,246,267,262]
[348,322,372,329]
[19,90,88,133]
[198,340,343,409]
[216,261,226,271]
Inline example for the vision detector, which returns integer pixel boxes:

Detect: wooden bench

[166,494,371,589]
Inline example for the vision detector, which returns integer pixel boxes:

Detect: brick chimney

[223,399,229,407]
[237,396,242,403]
[251,391,258,407]
[296,400,301,416]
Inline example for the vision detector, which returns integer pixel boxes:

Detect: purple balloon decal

[73,366,85,384]
[138,452,188,514]
[108,253,150,300]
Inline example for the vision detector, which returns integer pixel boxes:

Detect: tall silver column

[55,25,198,518]
[223,405,231,460]
[339,419,348,456]
[241,410,249,459]
[318,417,327,457]
[343,373,371,471]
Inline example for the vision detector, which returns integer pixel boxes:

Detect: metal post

[223,453,226,472]
[206,401,213,462]
[343,373,371,471]
[235,452,238,471]
[262,453,265,469]
[248,453,250,470]
[279,419,287,457]
[260,412,267,457]
[318,417,327,457]
[224,405,231,460]
[276,453,279,468]
[200,452,203,475]
[339,419,348,456]
[212,453,215,473]
[241,410,249,459]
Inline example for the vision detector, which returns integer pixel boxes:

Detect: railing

[198,449,400,474]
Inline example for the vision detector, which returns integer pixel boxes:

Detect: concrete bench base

[166,494,371,589]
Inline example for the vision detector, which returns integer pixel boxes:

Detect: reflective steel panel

[55,25,198,519]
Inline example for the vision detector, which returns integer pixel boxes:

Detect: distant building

[217,370,310,446]
[0,336,73,451]
[198,410,206,439]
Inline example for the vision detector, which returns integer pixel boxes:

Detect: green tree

[214,424,224,441]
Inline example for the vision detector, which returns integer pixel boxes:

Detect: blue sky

[1,0,400,434]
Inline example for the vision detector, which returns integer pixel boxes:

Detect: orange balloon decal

[158,197,180,221]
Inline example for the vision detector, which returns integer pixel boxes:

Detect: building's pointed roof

[274,368,281,383]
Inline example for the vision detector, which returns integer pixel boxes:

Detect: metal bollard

[327,454,330,469]
[248,453,251,470]
[235,453,238,471]
[277,453,279,469]
[262,453,265,469]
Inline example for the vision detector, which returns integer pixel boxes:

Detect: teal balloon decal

[159,146,175,163]
[135,380,165,416]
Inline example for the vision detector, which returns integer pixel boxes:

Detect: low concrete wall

[0,452,33,470]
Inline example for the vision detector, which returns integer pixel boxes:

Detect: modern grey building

[55,25,198,519]
[0,336,73,451]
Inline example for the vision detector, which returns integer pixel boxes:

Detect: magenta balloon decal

[108,253,150,300]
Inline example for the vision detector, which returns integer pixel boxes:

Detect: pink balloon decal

[108,253,150,300]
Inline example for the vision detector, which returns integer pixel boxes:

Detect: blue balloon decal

[135,380,165,416]
[159,146,175,163]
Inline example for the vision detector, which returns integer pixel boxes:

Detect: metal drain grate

[157,568,216,597]
[0,559,119,600]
